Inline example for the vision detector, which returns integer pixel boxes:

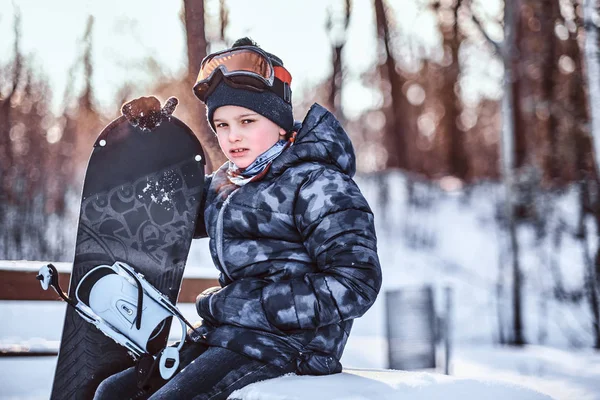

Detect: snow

[2,303,599,399]
[4,172,600,398]
[0,357,57,400]
[452,345,600,400]
[0,345,575,399]
[231,368,550,400]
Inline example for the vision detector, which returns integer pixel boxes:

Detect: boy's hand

[121,96,178,131]
[195,286,221,325]
[186,319,215,343]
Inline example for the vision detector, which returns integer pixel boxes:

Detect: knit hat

[206,82,294,133]
[202,38,294,133]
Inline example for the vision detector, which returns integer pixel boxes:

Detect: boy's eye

[216,122,228,128]
[241,119,254,124]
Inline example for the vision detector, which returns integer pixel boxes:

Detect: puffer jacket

[192,103,381,375]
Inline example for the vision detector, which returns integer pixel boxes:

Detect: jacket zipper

[216,188,239,281]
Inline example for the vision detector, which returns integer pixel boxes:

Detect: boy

[95,37,381,400]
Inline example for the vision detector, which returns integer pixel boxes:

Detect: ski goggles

[193,46,293,104]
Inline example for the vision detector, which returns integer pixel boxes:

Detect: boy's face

[213,105,286,169]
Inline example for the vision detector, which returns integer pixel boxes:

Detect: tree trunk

[330,45,344,121]
[541,0,561,182]
[0,10,23,204]
[374,0,408,170]
[583,0,600,175]
[511,2,527,170]
[581,0,600,348]
[441,0,469,179]
[183,0,226,171]
[184,0,208,85]
[328,0,350,125]
[502,0,526,346]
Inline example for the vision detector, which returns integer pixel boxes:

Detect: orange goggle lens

[197,48,274,86]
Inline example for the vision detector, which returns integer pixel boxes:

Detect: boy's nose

[228,129,242,142]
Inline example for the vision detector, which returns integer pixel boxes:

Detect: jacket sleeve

[193,174,213,239]
[196,168,382,331]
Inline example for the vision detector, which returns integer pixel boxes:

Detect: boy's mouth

[230,148,249,157]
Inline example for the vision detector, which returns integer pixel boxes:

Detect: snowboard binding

[37,262,201,380]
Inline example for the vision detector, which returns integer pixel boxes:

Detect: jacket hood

[270,103,356,177]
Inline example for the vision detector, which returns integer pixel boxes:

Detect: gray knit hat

[206,81,294,133]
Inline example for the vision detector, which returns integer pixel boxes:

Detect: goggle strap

[272,79,292,104]
[274,66,292,85]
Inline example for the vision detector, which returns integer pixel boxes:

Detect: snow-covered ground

[3,171,600,399]
[230,366,552,400]
[1,337,597,399]
[2,302,600,398]
[452,345,600,400]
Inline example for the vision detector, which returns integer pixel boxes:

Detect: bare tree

[326,0,351,124]
[540,0,561,181]
[184,0,208,85]
[0,9,22,204]
[435,0,469,179]
[583,0,600,175]
[80,17,95,113]
[503,0,525,346]
[510,2,527,171]
[467,0,525,345]
[219,0,229,42]
[374,0,409,170]
[0,6,80,261]
[580,0,600,348]
[183,0,226,171]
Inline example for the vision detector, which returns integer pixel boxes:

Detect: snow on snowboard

[40,97,205,399]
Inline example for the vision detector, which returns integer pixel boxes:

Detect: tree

[581,0,600,348]
[583,0,600,176]
[183,0,227,171]
[374,0,410,170]
[467,0,525,345]
[435,0,469,179]
[325,0,351,125]
[503,0,525,346]
[0,7,79,261]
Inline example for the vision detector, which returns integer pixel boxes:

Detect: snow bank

[229,368,552,400]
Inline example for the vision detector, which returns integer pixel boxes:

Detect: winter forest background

[3,0,600,385]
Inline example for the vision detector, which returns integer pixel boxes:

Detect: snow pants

[93,341,296,400]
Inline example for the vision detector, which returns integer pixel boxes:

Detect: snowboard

[50,97,205,399]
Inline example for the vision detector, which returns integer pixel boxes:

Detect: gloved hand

[121,96,178,131]
[186,319,216,343]
[195,286,221,326]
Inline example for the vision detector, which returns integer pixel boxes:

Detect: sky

[0,0,502,118]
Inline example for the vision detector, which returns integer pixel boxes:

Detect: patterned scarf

[227,138,292,186]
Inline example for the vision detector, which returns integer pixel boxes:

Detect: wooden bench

[0,260,219,303]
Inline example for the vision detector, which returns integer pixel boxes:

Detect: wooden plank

[0,348,58,357]
[180,277,220,303]
[0,269,219,303]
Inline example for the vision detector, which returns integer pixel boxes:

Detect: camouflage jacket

[192,103,381,375]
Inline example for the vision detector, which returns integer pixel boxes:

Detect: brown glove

[121,96,179,131]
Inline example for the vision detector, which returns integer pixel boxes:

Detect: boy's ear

[279,127,286,137]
